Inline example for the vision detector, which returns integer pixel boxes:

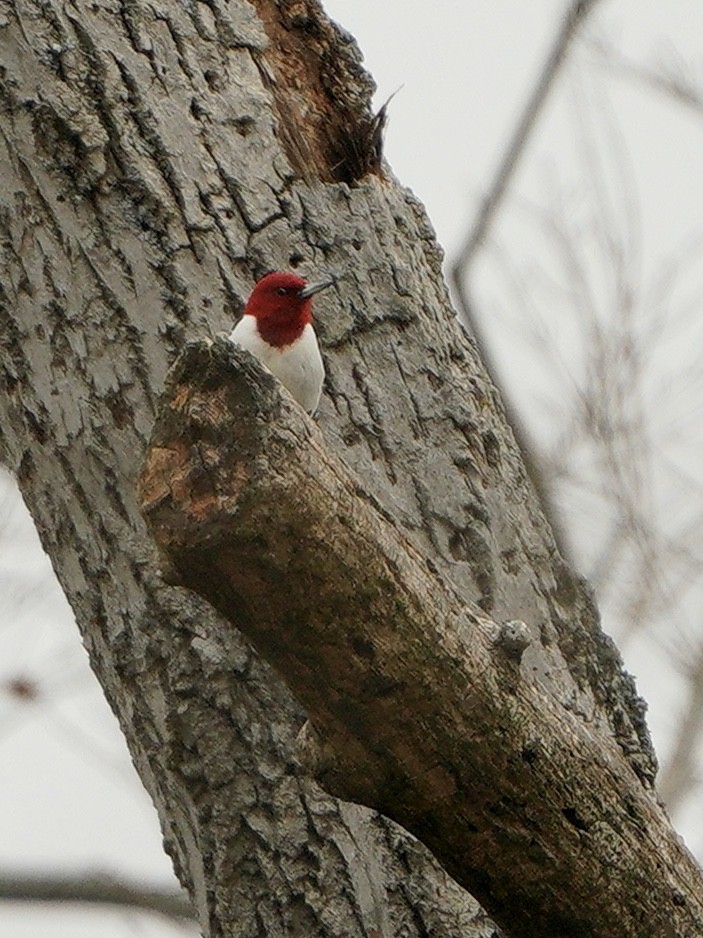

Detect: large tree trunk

[0,1,665,936]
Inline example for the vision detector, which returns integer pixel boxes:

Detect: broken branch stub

[137,338,703,938]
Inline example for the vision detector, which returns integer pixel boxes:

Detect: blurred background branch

[0,871,194,924]
[450,0,604,327]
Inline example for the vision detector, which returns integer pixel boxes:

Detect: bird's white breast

[229,316,325,414]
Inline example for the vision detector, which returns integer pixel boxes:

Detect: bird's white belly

[229,317,325,414]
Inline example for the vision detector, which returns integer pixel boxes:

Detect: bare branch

[450,0,604,321]
[0,870,194,922]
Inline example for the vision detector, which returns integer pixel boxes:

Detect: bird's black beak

[299,276,336,299]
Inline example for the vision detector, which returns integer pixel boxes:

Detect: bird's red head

[245,271,333,348]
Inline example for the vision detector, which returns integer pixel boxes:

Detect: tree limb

[137,339,703,938]
[0,869,194,922]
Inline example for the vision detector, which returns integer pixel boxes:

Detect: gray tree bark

[0,1,660,936]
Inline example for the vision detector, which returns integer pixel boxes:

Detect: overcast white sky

[2,2,703,935]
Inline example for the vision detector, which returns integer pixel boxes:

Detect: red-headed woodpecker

[229,271,334,414]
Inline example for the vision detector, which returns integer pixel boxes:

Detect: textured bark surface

[0,0,661,935]
[138,340,703,938]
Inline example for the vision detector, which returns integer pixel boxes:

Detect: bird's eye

[276,287,287,296]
